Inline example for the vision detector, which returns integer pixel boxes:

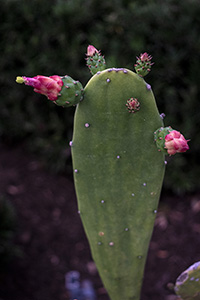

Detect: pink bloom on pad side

[23,75,63,101]
[165,130,189,155]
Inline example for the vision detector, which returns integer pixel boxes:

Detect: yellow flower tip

[16,76,24,84]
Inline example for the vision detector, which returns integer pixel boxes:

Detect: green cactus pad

[86,52,106,75]
[71,68,165,300]
[55,75,84,107]
[174,262,200,300]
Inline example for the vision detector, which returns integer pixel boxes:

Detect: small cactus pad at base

[174,262,200,300]
[71,68,165,300]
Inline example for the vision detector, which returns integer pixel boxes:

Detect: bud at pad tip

[87,45,98,56]
[135,52,154,77]
[86,45,106,75]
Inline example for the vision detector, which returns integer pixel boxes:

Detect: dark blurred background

[1,0,200,193]
[0,1,200,299]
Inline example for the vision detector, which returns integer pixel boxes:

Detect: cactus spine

[71,68,165,300]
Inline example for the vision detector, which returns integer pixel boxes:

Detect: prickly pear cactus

[16,46,189,300]
[71,67,165,300]
[174,262,200,300]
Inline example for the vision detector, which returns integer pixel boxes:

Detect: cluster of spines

[134,53,154,77]
[126,98,140,113]
[55,75,84,107]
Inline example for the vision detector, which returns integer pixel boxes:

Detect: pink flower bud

[22,75,63,101]
[165,130,189,155]
[140,52,150,61]
[87,45,98,56]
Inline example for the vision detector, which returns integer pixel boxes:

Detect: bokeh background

[1,0,200,192]
[0,0,200,299]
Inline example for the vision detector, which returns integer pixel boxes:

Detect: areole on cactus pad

[16,45,189,300]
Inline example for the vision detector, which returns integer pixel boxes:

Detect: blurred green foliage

[0,0,200,192]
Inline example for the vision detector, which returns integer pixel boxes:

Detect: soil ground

[0,143,200,300]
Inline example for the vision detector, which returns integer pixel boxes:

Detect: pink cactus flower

[22,75,63,101]
[87,45,98,56]
[165,130,189,155]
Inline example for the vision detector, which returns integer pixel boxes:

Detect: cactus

[16,46,189,300]
[86,45,106,75]
[174,262,200,300]
[134,52,153,77]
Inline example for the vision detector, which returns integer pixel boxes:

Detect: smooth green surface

[175,262,200,300]
[71,68,165,300]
